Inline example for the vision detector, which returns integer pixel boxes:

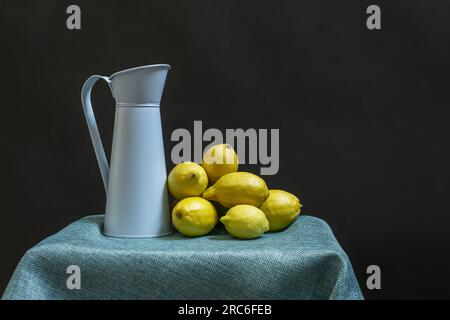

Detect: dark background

[1,0,449,299]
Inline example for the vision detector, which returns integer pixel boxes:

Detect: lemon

[220,205,269,239]
[259,189,302,231]
[168,162,208,200]
[202,172,269,208]
[202,144,239,182]
[172,197,218,236]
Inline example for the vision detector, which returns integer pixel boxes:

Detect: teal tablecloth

[2,215,363,300]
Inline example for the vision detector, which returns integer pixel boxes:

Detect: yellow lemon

[220,205,269,239]
[202,172,269,208]
[201,144,239,183]
[168,162,208,200]
[172,197,218,236]
[260,189,302,231]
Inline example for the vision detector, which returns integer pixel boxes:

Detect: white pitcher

[81,64,172,237]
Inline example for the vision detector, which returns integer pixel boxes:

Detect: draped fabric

[3,215,363,300]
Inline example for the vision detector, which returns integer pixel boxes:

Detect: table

[2,215,363,300]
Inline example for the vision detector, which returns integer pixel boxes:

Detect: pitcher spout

[109,64,171,107]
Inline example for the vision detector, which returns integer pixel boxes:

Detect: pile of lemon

[167,144,302,239]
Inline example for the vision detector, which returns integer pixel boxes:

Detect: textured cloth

[2,215,363,300]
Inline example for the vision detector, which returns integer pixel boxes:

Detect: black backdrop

[1,0,450,300]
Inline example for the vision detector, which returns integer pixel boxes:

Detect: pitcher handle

[81,75,113,192]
